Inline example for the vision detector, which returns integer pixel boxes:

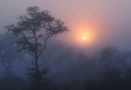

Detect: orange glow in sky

[82,36,87,41]
[68,23,96,48]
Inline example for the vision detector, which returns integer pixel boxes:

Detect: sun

[82,36,87,41]
[68,24,96,47]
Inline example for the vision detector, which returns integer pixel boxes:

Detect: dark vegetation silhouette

[0,6,131,90]
[0,35,16,77]
[5,6,68,90]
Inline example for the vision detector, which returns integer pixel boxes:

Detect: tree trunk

[35,56,39,73]
[29,56,43,90]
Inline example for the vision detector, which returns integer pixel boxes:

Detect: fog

[0,0,131,50]
[0,0,131,90]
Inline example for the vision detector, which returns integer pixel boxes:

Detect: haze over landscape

[0,0,131,50]
[0,0,131,90]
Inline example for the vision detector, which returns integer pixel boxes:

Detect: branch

[31,29,38,57]
[38,34,54,58]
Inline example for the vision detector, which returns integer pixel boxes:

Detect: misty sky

[0,0,131,50]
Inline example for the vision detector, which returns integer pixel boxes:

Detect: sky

[0,0,131,50]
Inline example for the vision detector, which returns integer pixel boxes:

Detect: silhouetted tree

[99,47,119,72]
[0,35,16,77]
[5,6,68,90]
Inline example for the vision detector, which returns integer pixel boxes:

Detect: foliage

[5,6,68,90]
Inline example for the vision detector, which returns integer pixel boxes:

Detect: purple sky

[0,0,131,50]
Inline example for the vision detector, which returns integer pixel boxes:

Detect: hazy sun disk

[82,36,87,40]
[71,26,96,47]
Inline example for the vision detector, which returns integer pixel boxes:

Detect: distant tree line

[0,6,131,90]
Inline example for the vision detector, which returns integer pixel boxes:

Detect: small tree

[6,6,68,90]
[0,47,15,77]
[0,35,16,77]
[99,47,119,72]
